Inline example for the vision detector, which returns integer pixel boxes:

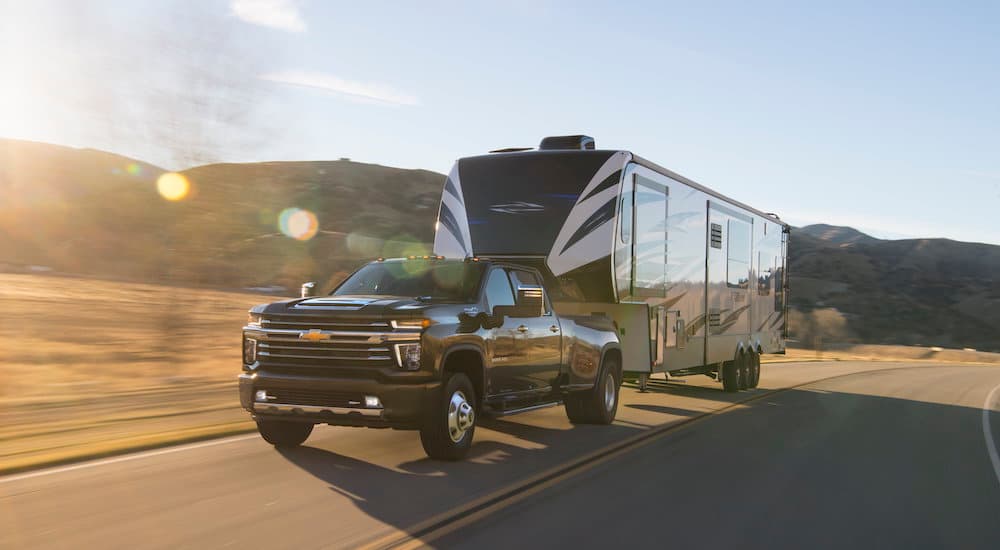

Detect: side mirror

[301,281,317,298]
[491,285,545,322]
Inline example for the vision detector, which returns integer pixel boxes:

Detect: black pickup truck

[239,257,622,460]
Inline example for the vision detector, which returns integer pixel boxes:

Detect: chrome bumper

[252,402,383,417]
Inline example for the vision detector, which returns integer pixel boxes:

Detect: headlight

[391,319,431,330]
[247,312,262,326]
[394,343,421,371]
[244,338,258,364]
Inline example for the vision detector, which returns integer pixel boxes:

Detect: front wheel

[420,373,477,460]
[256,420,313,448]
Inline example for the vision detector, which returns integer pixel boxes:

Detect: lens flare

[278,207,319,241]
[126,163,142,176]
[156,172,190,201]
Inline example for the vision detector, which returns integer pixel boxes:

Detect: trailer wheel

[737,352,750,390]
[420,373,477,461]
[749,351,761,388]
[256,420,313,448]
[722,360,740,393]
[565,356,621,424]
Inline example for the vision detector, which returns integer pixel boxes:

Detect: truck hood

[255,295,442,317]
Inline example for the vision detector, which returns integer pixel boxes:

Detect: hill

[796,223,882,246]
[3,139,998,350]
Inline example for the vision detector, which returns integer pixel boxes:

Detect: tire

[737,352,749,390]
[722,360,740,392]
[565,356,621,425]
[420,373,477,460]
[256,420,313,448]
[750,351,761,388]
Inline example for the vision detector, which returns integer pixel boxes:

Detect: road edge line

[982,381,1000,490]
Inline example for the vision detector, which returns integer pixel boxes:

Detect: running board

[483,400,562,418]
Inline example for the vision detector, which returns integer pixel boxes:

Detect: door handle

[549,325,560,333]
[517,325,529,333]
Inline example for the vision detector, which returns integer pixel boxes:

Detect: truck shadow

[276,416,644,542]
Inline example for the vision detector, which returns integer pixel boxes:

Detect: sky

[1,0,999,244]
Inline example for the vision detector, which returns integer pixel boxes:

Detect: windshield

[332,261,485,301]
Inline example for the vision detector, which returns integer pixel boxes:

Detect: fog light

[364,395,382,408]
[244,338,257,364]
[394,343,421,371]
[255,390,268,402]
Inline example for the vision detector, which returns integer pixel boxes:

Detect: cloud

[260,70,419,106]
[230,0,306,32]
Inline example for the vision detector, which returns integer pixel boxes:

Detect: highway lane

[1,361,995,549]
[437,365,1000,550]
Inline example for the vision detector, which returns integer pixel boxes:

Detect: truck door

[483,267,534,396]
[508,269,562,392]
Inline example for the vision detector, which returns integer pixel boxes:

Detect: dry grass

[0,273,275,474]
[767,343,1000,365]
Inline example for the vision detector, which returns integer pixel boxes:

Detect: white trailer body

[432,136,788,386]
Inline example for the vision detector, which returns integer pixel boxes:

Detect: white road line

[0,434,259,484]
[983,381,1000,491]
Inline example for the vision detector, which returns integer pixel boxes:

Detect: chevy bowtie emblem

[300,329,331,342]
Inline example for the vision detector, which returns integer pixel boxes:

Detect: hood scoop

[293,297,377,310]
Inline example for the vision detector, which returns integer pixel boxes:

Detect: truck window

[510,269,550,314]
[484,268,515,309]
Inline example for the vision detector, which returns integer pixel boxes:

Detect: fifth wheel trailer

[432,135,789,391]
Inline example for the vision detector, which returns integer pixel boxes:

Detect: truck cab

[239,257,622,460]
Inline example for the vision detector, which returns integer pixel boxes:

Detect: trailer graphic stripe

[577,170,622,204]
[559,197,617,254]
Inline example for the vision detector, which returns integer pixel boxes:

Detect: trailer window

[727,220,750,288]
[619,189,632,244]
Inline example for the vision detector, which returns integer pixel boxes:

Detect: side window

[619,187,633,244]
[727,220,750,288]
[510,270,550,314]
[484,268,515,309]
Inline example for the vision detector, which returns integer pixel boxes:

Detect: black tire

[256,420,313,448]
[750,351,761,388]
[722,360,740,392]
[565,356,621,424]
[737,352,749,390]
[420,373,477,460]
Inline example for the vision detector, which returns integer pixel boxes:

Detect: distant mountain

[3,140,998,350]
[797,224,881,246]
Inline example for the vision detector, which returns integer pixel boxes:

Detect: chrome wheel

[447,390,475,443]
[603,371,616,412]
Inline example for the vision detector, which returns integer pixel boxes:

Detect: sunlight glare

[156,172,190,201]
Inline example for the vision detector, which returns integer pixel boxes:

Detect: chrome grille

[258,338,393,368]
[261,315,390,332]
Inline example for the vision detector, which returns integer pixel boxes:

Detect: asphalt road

[2,361,999,549]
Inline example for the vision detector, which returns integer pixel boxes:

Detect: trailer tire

[722,360,740,392]
[565,356,621,424]
[737,352,750,390]
[420,373,477,461]
[256,420,313,448]
[749,351,761,388]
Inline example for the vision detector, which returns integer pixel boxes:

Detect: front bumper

[239,370,439,430]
